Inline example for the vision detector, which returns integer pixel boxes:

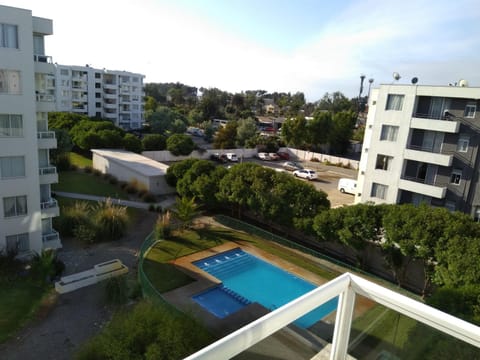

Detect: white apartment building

[55,65,144,130]
[356,83,480,217]
[0,5,61,256]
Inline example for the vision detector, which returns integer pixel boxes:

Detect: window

[33,35,45,55]
[3,195,27,217]
[60,69,69,76]
[450,169,462,185]
[380,125,399,141]
[0,70,21,94]
[0,24,18,48]
[464,104,476,118]
[457,134,470,152]
[385,94,404,111]
[371,183,388,199]
[95,102,101,108]
[375,155,393,170]
[95,83,101,89]
[95,72,101,79]
[0,156,25,179]
[95,93,101,98]
[474,206,480,222]
[0,114,23,137]
[6,233,29,253]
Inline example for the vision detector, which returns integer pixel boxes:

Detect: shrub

[94,199,128,241]
[84,165,93,173]
[310,157,319,162]
[137,189,148,198]
[102,173,112,181]
[108,176,118,185]
[0,250,23,283]
[56,201,92,237]
[104,276,128,305]
[69,164,78,171]
[142,192,156,203]
[92,169,102,177]
[154,211,171,239]
[55,153,71,172]
[119,181,128,190]
[166,133,195,156]
[29,249,61,285]
[125,184,137,194]
[148,204,155,212]
[74,224,98,244]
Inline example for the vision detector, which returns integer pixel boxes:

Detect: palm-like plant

[171,196,201,229]
[94,198,128,241]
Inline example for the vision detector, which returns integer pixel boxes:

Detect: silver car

[293,169,317,180]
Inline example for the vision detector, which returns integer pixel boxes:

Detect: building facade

[55,65,144,130]
[0,5,61,256]
[356,83,480,217]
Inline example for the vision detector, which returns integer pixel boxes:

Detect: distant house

[91,149,174,195]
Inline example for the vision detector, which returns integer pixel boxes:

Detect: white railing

[185,273,480,360]
[33,54,52,63]
[40,198,58,210]
[36,94,55,102]
[42,230,59,243]
[37,131,56,139]
[39,166,57,176]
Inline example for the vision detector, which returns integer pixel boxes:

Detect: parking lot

[246,158,358,208]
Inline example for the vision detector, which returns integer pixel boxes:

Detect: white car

[226,153,238,162]
[293,169,317,180]
[257,152,270,161]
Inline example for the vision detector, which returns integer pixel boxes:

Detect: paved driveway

[0,210,158,360]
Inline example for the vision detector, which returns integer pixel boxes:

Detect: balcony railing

[40,198,58,210]
[185,273,480,360]
[36,93,55,102]
[37,131,56,140]
[42,230,59,243]
[39,166,57,176]
[34,54,53,63]
[412,112,451,121]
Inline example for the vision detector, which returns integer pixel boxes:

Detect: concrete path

[54,191,177,210]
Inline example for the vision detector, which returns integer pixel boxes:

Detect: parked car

[276,151,290,160]
[226,153,238,162]
[258,152,270,161]
[293,169,318,180]
[282,161,303,171]
[268,153,280,161]
[210,153,227,163]
[337,178,357,195]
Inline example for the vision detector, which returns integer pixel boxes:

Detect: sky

[5,0,480,101]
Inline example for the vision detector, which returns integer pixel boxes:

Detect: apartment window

[464,104,476,118]
[450,169,462,185]
[0,114,23,137]
[380,125,399,141]
[0,24,18,48]
[6,233,29,253]
[385,94,404,111]
[457,134,470,152]
[0,70,21,94]
[474,206,480,222]
[95,72,101,79]
[3,195,27,217]
[95,83,101,89]
[33,35,45,55]
[60,69,69,76]
[95,93,101,98]
[370,183,388,199]
[132,77,139,83]
[375,155,393,170]
[0,156,25,179]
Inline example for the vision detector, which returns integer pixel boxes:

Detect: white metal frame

[185,272,480,360]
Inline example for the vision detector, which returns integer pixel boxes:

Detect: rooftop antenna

[411,77,418,85]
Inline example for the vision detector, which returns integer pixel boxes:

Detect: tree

[166,134,195,156]
[176,160,216,198]
[165,158,200,187]
[316,91,354,113]
[236,117,257,147]
[142,134,166,151]
[147,106,187,135]
[172,196,201,229]
[329,111,356,154]
[144,96,158,113]
[123,133,142,153]
[281,115,307,148]
[48,112,89,131]
[213,121,237,149]
[307,111,332,149]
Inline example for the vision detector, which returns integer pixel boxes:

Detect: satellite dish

[459,79,469,87]
[411,77,418,84]
[393,72,401,81]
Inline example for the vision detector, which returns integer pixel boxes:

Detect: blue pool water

[193,248,338,328]
[193,285,251,319]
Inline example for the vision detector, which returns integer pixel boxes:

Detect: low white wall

[142,148,259,162]
[285,148,359,170]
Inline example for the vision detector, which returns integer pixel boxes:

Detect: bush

[104,276,128,305]
[55,153,71,172]
[29,249,63,285]
[102,173,112,181]
[94,199,128,241]
[0,250,23,283]
[148,204,156,212]
[166,133,195,156]
[84,165,93,173]
[310,157,319,162]
[137,189,148,198]
[125,184,137,194]
[108,176,118,185]
[92,169,102,177]
[69,164,78,171]
[155,212,171,239]
[56,201,92,237]
[74,224,98,244]
[142,192,156,203]
[119,181,128,190]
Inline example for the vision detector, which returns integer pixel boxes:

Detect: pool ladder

[221,285,251,305]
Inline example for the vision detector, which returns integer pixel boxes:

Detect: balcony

[185,273,480,359]
[39,166,58,184]
[103,82,117,90]
[404,147,453,167]
[411,113,459,133]
[42,230,62,250]
[103,92,117,99]
[37,131,57,149]
[104,102,117,109]
[41,198,59,218]
[398,177,446,199]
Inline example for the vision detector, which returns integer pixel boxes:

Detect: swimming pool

[193,285,251,319]
[192,248,338,328]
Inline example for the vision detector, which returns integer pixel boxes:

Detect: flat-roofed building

[91,149,174,195]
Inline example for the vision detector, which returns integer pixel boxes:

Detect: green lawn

[0,281,50,343]
[52,171,130,199]
[68,152,92,168]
